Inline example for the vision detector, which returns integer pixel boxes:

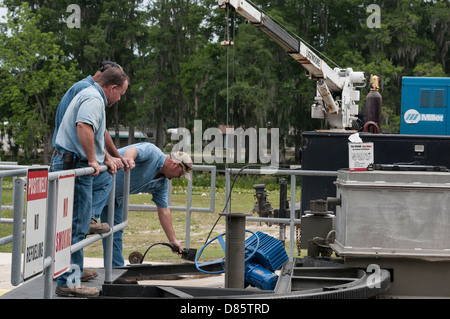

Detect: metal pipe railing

[127,165,216,214]
[3,165,130,298]
[43,177,57,299]
[1,162,338,297]
[10,177,25,287]
[225,167,338,261]
[125,165,217,248]
[1,164,217,298]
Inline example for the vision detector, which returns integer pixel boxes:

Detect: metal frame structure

[225,167,337,260]
[0,165,130,298]
[1,162,349,299]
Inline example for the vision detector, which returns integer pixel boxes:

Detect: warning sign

[53,174,75,278]
[23,167,48,281]
[348,142,374,171]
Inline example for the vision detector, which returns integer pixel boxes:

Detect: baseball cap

[171,151,193,180]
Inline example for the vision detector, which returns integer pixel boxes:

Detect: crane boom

[218,0,366,130]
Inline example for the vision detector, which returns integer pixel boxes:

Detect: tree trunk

[43,131,52,165]
[155,118,165,149]
[128,126,135,145]
[114,103,120,148]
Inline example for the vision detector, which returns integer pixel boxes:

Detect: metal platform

[100,259,391,299]
[0,259,392,299]
[0,268,126,299]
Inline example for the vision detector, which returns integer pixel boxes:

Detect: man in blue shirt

[100,142,193,267]
[52,67,130,297]
[53,61,121,155]
[51,61,132,235]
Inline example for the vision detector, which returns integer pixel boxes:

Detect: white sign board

[23,167,48,281]
[53,174,75,278]
[348,142,374,171]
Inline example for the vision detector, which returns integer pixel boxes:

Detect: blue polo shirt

[52,75,95,147]
[54,82,108,162]
[114,142,169,208]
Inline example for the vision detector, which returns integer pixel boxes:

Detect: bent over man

[100,142,193,267]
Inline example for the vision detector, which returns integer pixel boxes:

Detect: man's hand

[122,147,138,172]
[89,160,101,176]
[170,240,183,255]
[104,155,122,174]
[122,156,135,171]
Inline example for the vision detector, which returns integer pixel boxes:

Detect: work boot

[81,269,98,282]
[87,219,110,235]
[55,284,99,297]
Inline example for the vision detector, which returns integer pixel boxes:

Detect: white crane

[218,0,366,130]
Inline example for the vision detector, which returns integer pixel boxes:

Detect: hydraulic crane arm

[218,0,344,91]
[218,0,366,130]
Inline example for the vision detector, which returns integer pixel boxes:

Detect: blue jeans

[92,171,113,222]
[99,178,168,267]
[101,203,125,267]
[51,152,112,287]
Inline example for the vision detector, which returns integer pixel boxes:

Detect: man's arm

[157,206,182,254]
[105,130,134,171]
[103,151,118,174]
[121,147,137,170]
[77,122,101,176]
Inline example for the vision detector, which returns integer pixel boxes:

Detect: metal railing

[224,167,338,261]
[127,165,217,248]
[1,161,338,298]
[0,164,217,298]
[0,165,130,298]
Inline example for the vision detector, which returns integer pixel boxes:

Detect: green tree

[0,3,77,163]
[422,0,450,74]
[132,0,223,148]
[1,0,448,165]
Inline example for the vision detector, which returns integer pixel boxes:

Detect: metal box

[332,169,450,258]
[300,131,450,215]
[300,214,335,249]
[400,77,450,136]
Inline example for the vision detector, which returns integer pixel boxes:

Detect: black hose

[141,242,178,263]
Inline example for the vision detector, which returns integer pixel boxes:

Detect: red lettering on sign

[27,170,48,201]
[63,198,68,218]
[55,228,72,252]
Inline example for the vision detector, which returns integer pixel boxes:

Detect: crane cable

[223,4,236,129]
[223,4,236,214]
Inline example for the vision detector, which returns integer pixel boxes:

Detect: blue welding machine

[400,77,450,135]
